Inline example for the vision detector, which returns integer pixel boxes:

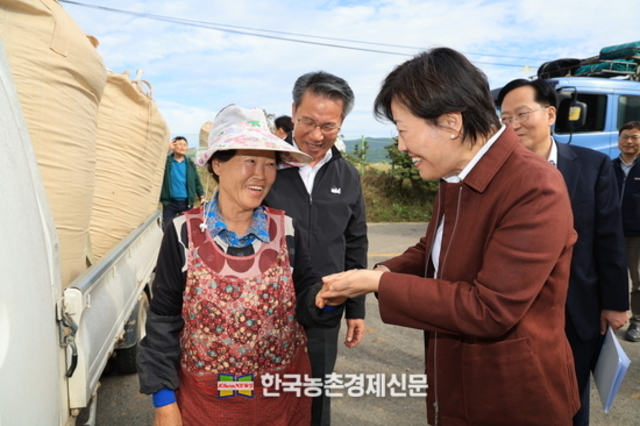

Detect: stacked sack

[0,0,107,286]
[90,70,169,260]
[0,0,169,284]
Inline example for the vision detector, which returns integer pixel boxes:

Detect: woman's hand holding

[315,269,384,309]
[315,283,348,309]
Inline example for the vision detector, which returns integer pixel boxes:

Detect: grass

[366,163,392,172]
[360,167,435,222]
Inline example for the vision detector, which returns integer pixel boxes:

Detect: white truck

[0,42,163,425]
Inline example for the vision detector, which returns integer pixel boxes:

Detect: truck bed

[62,211,162,410]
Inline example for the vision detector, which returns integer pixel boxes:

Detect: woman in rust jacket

[317,48,580,426]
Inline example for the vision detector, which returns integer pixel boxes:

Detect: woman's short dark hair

[207,150,237,182]
[374,47,500,145]
[206,149,281,182]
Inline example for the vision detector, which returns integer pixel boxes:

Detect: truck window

[618,95,640,129]
[555,94,607,134]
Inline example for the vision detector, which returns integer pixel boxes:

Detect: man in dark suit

[498,79,629,426]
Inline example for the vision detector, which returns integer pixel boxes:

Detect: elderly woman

[138,105,344,426]
[318,48,580,425]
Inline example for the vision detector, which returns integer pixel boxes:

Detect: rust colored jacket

[379,128,580,426]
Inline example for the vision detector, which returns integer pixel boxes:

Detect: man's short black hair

[293,71,354,121]
[619,121,640,135]
[497,79,558,110]
[274,115,293,134]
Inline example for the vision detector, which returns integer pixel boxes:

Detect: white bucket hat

[196,105,312,167]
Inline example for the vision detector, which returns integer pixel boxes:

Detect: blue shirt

[169,156,188,200]
[204,193,270,248]
[619,154,638,177]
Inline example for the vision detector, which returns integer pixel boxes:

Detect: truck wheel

[115,291,149,374]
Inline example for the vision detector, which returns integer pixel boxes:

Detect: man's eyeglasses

[620,134,640,142]
[297,117,341,135]
[501,106,549,124]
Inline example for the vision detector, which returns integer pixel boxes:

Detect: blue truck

[493,41,640,158]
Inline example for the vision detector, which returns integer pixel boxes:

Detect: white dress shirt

[292,138,333,194]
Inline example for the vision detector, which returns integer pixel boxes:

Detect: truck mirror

[568,100,587,129]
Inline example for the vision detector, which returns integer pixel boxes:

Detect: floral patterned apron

[176,206,311,426]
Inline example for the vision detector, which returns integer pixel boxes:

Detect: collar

[618,153,639,166]
[462,125,523,193]
[292,137,333,170]
[547,138,558,168]
[444,125,505,183]
[204,192,270,247]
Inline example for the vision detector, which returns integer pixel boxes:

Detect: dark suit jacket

[556,142,629,342]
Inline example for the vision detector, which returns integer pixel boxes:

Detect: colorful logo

[217,373,255,398]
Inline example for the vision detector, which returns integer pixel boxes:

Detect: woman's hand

[314,283,348,309]
[315,269,384,309]
[155,402,183,426]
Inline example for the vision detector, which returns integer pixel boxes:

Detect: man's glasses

[297,117,341,135]
[501,106,549,124]
[620,134,640,142]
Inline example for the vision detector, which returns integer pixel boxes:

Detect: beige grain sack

[0,0,107,286]
[199,121,213,148]
[90,70,169,259]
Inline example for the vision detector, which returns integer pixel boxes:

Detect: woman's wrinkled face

[391,100,463,180]
[213,149,277,213]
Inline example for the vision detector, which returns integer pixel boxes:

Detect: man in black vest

[264,71,368,426]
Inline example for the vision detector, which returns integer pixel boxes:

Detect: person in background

[138,105,345,426]
[263,71,367,426]
[160,136,205,228]
[498,79,629,426]
[318,47,580,426]
[612,121,640,342]
[274,115,293,139]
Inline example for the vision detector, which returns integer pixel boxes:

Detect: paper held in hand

[593,326,631,413]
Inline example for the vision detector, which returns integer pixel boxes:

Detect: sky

[59,0,640,144]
